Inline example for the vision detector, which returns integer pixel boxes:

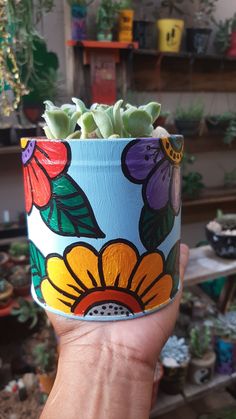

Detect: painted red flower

[21,139,69,214]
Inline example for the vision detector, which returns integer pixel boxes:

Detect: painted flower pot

[186,28,212,55]
[161,361,189,395]
[215,337,236,374]
[21,136,183,321]
[188,352,216,385]
[157,19,184,53]
[71,5,87,41]
[206,226,236,259]
[118,9,134,42]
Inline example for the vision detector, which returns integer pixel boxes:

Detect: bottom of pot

[31,285,180,322]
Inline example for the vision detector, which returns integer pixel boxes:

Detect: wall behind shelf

[0,155,25,223]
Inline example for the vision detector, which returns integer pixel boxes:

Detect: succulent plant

[0,278,8,293]
[190,325,212,358]
[33,343,56,373]
[161,336,190,366]
[214,311,236,340]
[175,102,204,121]
[216,211,236,231]
[9,265,31,287]
[12,298,43,329]
[9,241,29,258]
[42,98,161,140]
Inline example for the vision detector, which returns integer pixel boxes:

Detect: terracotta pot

[0,281,14,308]
[10,255,29,265]
[188,351,216,385]
[161,361,189,395]
[38,371,56,394]
[227,31,236,57]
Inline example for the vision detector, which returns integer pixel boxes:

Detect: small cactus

[190,325,212,358]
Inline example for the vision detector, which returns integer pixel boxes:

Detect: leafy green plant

[182,172,205,199]
[160,0,185,16]
[190,325,212,358]
[96,0,121,35]
[42,98,161,139]
[9,241,29,257]
[33,343,55,373]
[224,167,236,188]
[182,152,205,199]
[214,14,236,54]
[0,279,8,293]
[119,0,133,8]
[12,298,43,329]
[214,312,236,341]
[9,266,31,288]
[189,0,218,25]
[224,118,236,145]
[206,112,234,123]
[175,102,204,121]
[67,0,94,5]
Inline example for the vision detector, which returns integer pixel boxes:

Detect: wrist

[41,342,154,419]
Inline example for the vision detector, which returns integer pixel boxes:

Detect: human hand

[42,244,189,419]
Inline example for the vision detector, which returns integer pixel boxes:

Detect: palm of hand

[48,244,189,368]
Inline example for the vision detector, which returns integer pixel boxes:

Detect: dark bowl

[206,226,236,259]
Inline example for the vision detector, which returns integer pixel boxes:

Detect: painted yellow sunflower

[41,240,173,318]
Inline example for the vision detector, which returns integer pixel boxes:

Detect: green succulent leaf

[43,110,70,139]
[66,130,81,139]
[124,109,153,137]
[43,125,56,139]
[139,102,161,124]
[92,110,113,138]
[44,100,57,111]
[72,97,87,114]
[113,99,123,136]
[79,111,97,136]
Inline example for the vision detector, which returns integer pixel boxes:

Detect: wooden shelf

[150,372,236,417]
[0,236,27,246]
[67,40,138,50]
[132,51,236,92]
[184,245,236,287]
[182,186,236,224]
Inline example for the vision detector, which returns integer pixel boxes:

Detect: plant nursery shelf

[132,51,236,92]
[150,372,236,417]
[182,187,236,224]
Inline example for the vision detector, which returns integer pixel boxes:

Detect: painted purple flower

[122,137,184,215]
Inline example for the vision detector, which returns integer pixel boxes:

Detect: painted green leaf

[29,241,46,301]
[139,205,175,251]
[40,174,105,238]
[166,240,180,298]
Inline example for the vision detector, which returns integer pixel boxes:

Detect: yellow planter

[157,19,184,53]
[118,9,134,42]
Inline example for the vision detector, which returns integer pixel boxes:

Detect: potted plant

[11,298,44,332]
[175,102,204,137]
[160,336,190,394]
[0,252,9,269]
[96,0,121,41]
[132,0,156,49]
[67,0,94,41]
[156,0,185,53]
[206,212,236,259]
[9,241,29,265]
[8,265,31,297]
[33,343,57,394]
[213,312,236,374]
[205,112,234,135]
[189,325,216,385]
[117,0,134,42]
[224,117,236,145]
[224,167,236,189]
[0,279,13,308]
[214,13,236,57]
[21,97,184,322]
[6,0,57,138]
[186,0,218,54]
[182,152,205,200]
